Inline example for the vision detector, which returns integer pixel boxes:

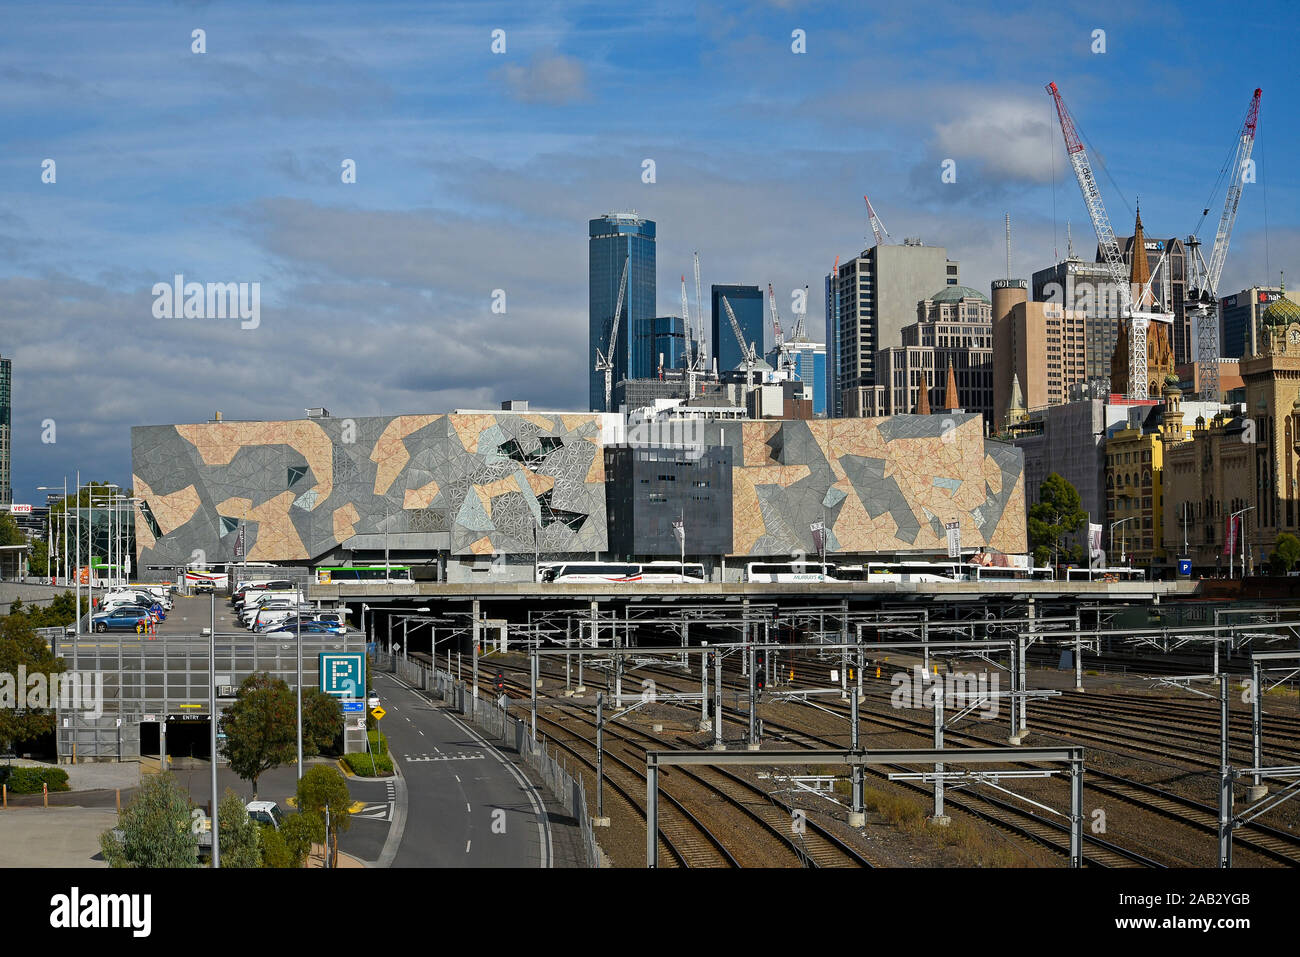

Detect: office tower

[589,212,656,411]
[0,355,10,506]
[828,239,958,417]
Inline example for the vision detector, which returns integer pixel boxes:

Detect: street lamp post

[1229,506,1255,580]
[202,593,218,868]
[1110,518,1135,569]
[37,478,68,585]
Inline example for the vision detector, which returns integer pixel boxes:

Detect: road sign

[370,706,386,722]
[1178,558,1192,576]
[320,653,365,697]
[342,700,364,714]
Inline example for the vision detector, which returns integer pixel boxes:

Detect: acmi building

[131,409,1028,579]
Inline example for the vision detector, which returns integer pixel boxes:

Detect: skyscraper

[827,239,959,417]
[589,213,656,411]
[632,316,686,380]
[0,355,10,506]
[711,284,764,375]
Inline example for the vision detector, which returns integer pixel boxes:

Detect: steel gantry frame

[644,747,1087,868]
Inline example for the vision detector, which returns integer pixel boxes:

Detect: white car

[368,693,380,710]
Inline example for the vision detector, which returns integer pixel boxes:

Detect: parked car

[246,801,284,830]
[92,607,151,632]
[264,620,343,638]
[252,606,313,632]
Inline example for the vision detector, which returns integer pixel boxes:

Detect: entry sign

[320,653,365,697]
[1178,558,1192,576]
[370,706,386,722]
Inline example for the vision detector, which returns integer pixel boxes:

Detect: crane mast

[692,251,706,370]
[680,275,695,370]
[1046,80,1147,399]
[1189,88,1262,402]
[768,282,785,349]
[722,295,757,403]
[594,255,630,412]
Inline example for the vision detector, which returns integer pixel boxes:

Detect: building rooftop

[928,285,989,304]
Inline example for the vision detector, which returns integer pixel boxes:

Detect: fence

[376,652,602,868]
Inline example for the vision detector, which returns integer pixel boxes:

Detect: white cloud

[933,97,1058,185]
[499,53,588,105]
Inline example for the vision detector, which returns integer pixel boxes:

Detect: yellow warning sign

[370,706,386,721]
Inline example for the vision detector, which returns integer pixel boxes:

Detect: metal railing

[376,653,602,868]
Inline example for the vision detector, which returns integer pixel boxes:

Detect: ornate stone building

[1110,209,1176,398]
[1161,293,1300,571]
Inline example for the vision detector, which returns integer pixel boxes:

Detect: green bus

[314,565,413,585]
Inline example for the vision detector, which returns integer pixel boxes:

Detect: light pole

[1110,518,1134,569]
[37,478,68,585]
[1229,506,1255,579]
[202,592,218,868]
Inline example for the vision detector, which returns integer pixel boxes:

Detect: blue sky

[1,0,1295,503]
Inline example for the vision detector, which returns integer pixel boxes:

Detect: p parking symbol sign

[320,653,365,697]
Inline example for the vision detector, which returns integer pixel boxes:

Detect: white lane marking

[418,729,424,736]
[466,802,471,813]
[466,840,471,853]
[454,775,461,783]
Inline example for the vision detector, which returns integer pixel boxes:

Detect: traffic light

[495,672,505,692]
[755,652,766,692]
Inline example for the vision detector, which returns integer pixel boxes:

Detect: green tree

[302,687,344,756]
[0,512,23,547]
[0,612,67,752]
[260,814,313,868]
[1268,532,1300,574]
[218,673,297,797]
[296,765,352,868]
[1029,473,1087,569]
[99,773,198,868]
[217,788,262,868]
[28,540,49,577]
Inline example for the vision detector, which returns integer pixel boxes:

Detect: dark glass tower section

[589,213,656,410]
[710,284,764,374]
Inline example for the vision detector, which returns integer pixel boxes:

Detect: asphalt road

[375,671,552,867]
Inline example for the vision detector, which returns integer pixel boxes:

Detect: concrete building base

[698,719,712,732]
[652,724,663,732]
[929,815,952,827]
[1008,732,1026,745]
[712,742,727,752]
[592,816,610,828]
[746,742,761,751]
[1247,785,1268,802]
[848,812,866,828]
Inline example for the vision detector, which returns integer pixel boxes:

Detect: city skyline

[2,0,1296,503]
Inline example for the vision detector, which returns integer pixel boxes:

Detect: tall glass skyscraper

[589,213,656,411]
[0,355,11,506]
[711,284,764,374]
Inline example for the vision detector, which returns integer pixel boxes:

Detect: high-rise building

[1031,258,1119,385]
[589,212,656,411]
[632,316,685,380]
[829,239,959,417]
[1219,286,1300,359]
[991,280,1088,428]
[711,284,764,374]
[860,286,993,421]
[0,354,10,507]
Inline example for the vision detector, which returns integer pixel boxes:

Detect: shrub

[366,729,388,755]
[343,752,394,776]
[1,766,71,794]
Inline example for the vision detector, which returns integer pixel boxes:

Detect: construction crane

[594,255,629,412]
[1047,80,1168,400]
[1186,88,1263,402]
[680,274,695,371]
[768,283,785,349]
[693,251,706,369]
[863,194,890,248]
[722,295,758,397]
[791,285,809,340]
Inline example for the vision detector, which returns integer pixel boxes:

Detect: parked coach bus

[315,565,414,585]
[540,561,706,584]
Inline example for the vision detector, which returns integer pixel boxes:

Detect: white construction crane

[722,295,758,397]
[680,274,695,370]
[693,251,706,369]
[594,255,630,412]
[863,193,890,248]
[1186,88,1262,402]
[1047,81,1169,400]
[791,285,809,341]
[768,282,785,349]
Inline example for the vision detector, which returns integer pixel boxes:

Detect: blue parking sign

[320,653,365,697]
[1178,559,1192,576]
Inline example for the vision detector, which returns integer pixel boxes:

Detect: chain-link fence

[376,652,601,868]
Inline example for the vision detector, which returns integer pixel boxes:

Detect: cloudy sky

[1,0,1295,503]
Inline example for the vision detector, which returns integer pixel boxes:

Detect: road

[375,671,553,867]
